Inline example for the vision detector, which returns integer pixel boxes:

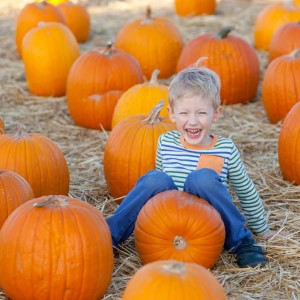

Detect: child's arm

[155,135,163,171]
[228,143,269,235]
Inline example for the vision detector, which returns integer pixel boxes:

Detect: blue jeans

[106,168,252,252]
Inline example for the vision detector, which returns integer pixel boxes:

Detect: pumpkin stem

[173,235,187,250]
[283,0,294,8]
[215,26,235,39]
[102,42,113,56]
[290,48,300,58]
[149,69,160,84]
[146,6,152,19]
[195,56,208,67]
[143,100,165,125]
[162,261,186,274]
[36,1,47,8]
[34,195,68,207]
[13,123,29,139]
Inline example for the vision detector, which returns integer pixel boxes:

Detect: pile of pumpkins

[1,0,300,298]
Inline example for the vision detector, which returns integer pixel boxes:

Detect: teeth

[186,129,200,134]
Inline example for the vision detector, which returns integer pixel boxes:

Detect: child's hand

[258,229,290,239]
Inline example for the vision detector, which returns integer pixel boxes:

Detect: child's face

[168,95,221,146]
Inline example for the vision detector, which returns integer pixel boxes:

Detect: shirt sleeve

[228,143,269,234]
[156,135,163,171]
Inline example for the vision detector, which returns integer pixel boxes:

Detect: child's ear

[213,106,222,122]
[168,106,176,123]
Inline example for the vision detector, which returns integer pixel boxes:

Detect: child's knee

[138,169,175,190]
[185,168,219,191]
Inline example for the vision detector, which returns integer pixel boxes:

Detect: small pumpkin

[0,118,4,134]
[174,0,216,17]
[22,22,80,97]
[58,1,90,43]
[135,190,225,269]
[122,260,226,300]
[269,21,300,62]
[0,195,113,300]
[36,0,69,5]
[111,69,169,128]
[0,170,34,229]
[177,26,260,105]
[253,1,300,51]
[67,42,144,130]
[15,1,65,55]
[278,101,300,185]
[0,125,70,197]
[104,101,176,200]
[262,48,300,124]
[115,7,184,79]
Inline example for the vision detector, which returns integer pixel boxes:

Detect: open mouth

[186,129,201,137]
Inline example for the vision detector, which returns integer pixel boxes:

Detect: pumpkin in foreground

[135,190,225,269]
[0,170,34,228]
[278,101,300,185]
[67,42,143,130]
[0,195,114,300]
[262,48,300,124]
[0,126,70,197]
[104,101,176,200]
[177,26,260,105]
[122,260,226,300]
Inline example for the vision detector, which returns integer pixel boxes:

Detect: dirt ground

[0,0,299,299]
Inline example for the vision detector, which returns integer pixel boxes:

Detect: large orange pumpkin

[174,0,216,16]
[177,26,260,105]
[135,190,225,269]
[0,170,34,229]
[0,118,4,134]
[111,69,169,128]
[0,195,113,300]
[15,1,66,55]
[67,43,144,130]
[278,101,300,185]
[123,260,226,300]
[58,1,90,43]
[253,1,300,51]
[262,49,300,124]
[0,126,70,197]
[115,7,183,79]
[269,21,300,63]
[104,101,176,200]
[22,22,80,97]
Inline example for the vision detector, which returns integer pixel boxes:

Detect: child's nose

[188,114,198,125]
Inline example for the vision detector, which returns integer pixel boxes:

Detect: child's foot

[235,237,266,268]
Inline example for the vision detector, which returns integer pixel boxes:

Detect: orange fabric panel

[197,154,224,175]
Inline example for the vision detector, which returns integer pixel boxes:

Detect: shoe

[235,237,266,268]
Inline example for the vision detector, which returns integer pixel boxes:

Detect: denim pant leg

[183,168,252,252]
[106,169,178,247]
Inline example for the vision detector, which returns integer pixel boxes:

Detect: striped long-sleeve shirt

[156,130,269,234]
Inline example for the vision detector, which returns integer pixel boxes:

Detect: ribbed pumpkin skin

[262,50,300,124]
[278,102,300,185]
[67,46,143,130]
[111,70,169,128]
[0,130,70,197]
[22,22,80,97]
[122,260,226,300]
[115,9,183,79]
[0,118,3,134]
[58,2,90,43]
[104,103,176,199]
[15,1,65,55]
[269,22,300,62]
[135,190,225,269]
[174,0,216,16]
[253,2,300,51]
[177,29,260,105]
[0,196,113,300]
[0,170,34,229]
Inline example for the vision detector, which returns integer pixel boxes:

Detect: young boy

[107,66,274,268]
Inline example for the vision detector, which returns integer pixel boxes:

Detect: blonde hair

[169,67,221,109]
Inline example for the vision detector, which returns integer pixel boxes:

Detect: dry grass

[0,0,299,299]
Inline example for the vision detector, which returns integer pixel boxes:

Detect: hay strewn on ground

[0,0,299,299]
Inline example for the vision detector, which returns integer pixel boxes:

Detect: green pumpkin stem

[290,48,300,58]
[143,100,165,125]
[215,26,235,39]
[162,261,186,274]
[34,196,68,207]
